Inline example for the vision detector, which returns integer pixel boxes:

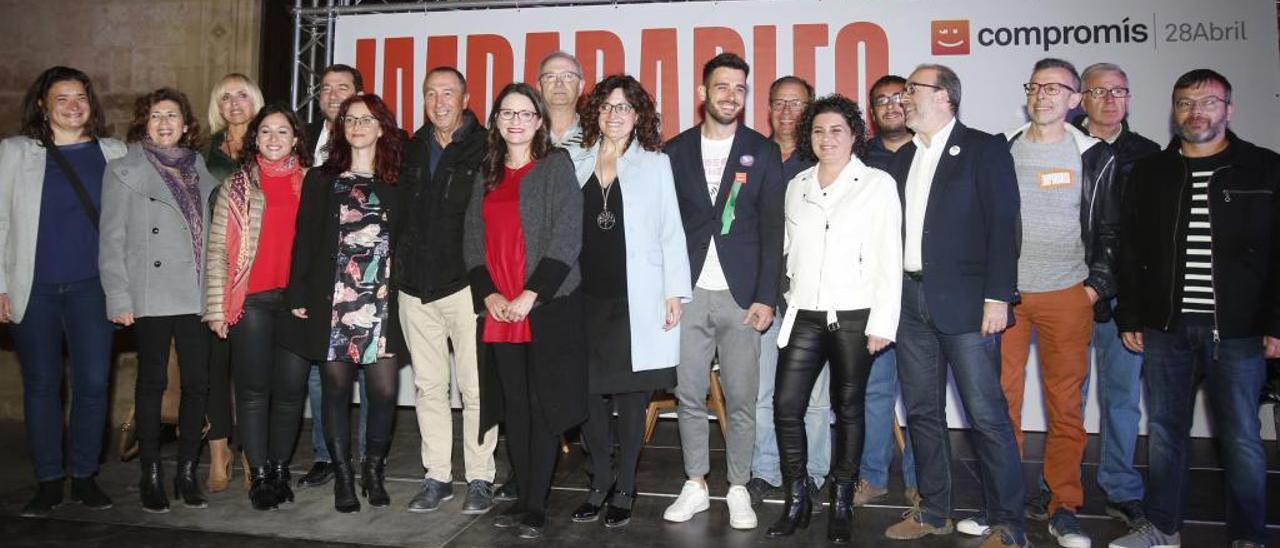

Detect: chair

[643,368,728,445]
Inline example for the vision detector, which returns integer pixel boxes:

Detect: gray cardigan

[0,136,127,322]
[463,149,582,308]
[99,144,216,319]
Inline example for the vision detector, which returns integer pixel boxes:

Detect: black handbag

[43,138,100,230]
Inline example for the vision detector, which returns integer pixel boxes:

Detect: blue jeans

[11,279,115,481]
[753,318,831,487]
[1090,311,1144,503]
[1142,326,1266,543]
[307,365,368,461]
[896,277,1025,536]
[859,348,917,490]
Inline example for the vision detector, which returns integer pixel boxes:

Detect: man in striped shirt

[1114,69,1280,548]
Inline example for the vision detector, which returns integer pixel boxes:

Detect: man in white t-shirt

[661,52,785,531]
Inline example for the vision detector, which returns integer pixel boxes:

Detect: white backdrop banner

[334,0,1280,439]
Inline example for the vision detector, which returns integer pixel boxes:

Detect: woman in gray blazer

[99,88,217,514]
[565,75,690,528]
[0,67,126,517]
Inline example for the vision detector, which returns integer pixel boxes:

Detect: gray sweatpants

[676,287,762,486]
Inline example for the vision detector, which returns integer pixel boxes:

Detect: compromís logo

[931,20,971,55]
[975,18,1150,51]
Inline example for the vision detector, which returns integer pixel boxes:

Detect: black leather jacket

[1007,125,1120,321]
[394,111,487,302]
[1116,133,1280,339]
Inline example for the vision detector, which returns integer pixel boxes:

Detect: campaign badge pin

[740,154,755,167]
[948,145,961,156]
[735,172,748,184]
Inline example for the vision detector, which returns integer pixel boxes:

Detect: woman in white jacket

[765,94,902,543]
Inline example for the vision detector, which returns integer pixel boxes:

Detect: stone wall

[0,0,261,140]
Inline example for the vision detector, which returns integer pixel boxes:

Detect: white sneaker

[957,514,991,536]
[663,480,710,522]
[726,485,758,530]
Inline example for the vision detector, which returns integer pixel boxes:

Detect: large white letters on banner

[341,0,1280,439]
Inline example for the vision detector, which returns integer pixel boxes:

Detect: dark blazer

[888,120,1020,335]
[304,118,327,159]
[462,149,587,442]
[283,167,406,362]
[664,124,785,309]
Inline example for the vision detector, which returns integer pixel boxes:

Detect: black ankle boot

[270,462,294,504]
[70,476,112,510]
[603,490,636,528]
[139,461,169,513]
[20,479,65,517]
[332,461,361,513]
[828,480,855,543]
[173,460,208,508]
[360,457,390,508]
[765,478,811,537]
[248,466,277,511]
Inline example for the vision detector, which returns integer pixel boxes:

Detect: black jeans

[492,343,559,518]
[321,356,399,464]
[582,391,650,503]
[229,291,312,468]
[206,336,232,440]
[134,314,211,462]
[774,309,872,484]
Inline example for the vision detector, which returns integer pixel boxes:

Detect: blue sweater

[35,140,106,284]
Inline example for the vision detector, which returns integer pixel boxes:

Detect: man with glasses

[662,52,784,531]
[746,75,828,511]
[1069,62,1159,529]
[1112,69,1279,548]
[992,58,1117,548]
[397,67,496,515]
[882,64,1027,548]
[535,51,585,147]
[853,74,920,509]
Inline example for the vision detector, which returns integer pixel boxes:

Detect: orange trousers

[1000,284,1094,512]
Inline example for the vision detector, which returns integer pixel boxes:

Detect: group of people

[2,46,1276,548]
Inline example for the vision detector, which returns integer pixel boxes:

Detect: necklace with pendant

[597,179,617,230]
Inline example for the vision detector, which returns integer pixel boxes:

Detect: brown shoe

[884,508,954,540]
[205,439,232,493]
[905,487,921,507]
[852,479,888,507]
[976,526,1029,547]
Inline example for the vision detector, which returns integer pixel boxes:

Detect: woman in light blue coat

[565,74,690,528]
[0,66,126,517]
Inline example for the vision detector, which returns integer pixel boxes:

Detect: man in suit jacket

[661,52,784,531]
[882,64,1028,548]
[304,64,363,166]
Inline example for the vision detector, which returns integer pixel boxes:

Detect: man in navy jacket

[883,64,1028,548]
[660,52,784,531]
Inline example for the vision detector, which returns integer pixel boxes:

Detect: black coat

[1116,132,1280,339]
[394,111,486,302]
[283,167,407,362]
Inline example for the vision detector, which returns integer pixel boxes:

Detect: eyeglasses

[904,81,943,95]
[1084,87,1131,99]
[1023,82,1078,96]
[599,102,635,116]
[149,111,183,122]
[872,93,904,107]
[1174,96,1229,112]
[497,109,539,123]
[539,72,582,85]
[342,115,378,128]
[769,99,807,112]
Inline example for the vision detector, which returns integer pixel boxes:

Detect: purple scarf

[141,139,204,276]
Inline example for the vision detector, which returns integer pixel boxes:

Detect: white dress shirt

[903,117,957,272]
[778,155,903,345]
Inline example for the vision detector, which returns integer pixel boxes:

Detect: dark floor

[2,410,1279,547]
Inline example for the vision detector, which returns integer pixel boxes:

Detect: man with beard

[852,74,920,509]
[396,67,496,515]
[995,58,1117,548]
[1112,69,1280,548]
[746,76,828,510]
[535,51,585,147]
[882,64,1027,548]
[662,52,784,531]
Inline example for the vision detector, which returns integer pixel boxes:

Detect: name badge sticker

[1038,169,1074,188]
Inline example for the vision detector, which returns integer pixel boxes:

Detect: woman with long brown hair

[283,94,406,513]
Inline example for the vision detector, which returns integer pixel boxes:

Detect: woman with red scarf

[203,104,313,511]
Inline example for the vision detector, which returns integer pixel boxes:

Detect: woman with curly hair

[764,94,901,543]
[283,94,407,513]
[564,74,690,528]
[99,87,217,513]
